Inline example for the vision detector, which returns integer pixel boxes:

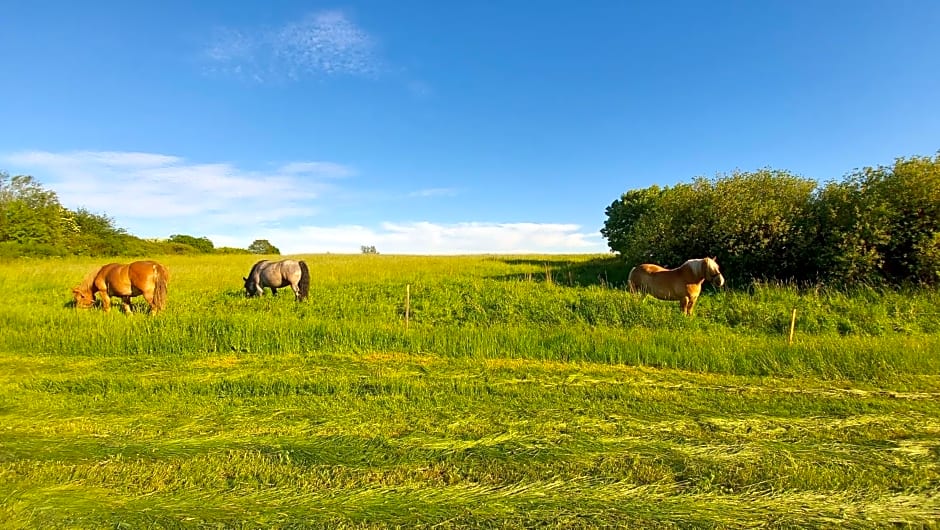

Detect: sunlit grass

[1,254,938,527]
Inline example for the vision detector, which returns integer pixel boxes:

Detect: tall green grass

[3,254,938,380]
[0,254,938,528]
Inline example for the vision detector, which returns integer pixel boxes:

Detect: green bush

[603,153,940,286]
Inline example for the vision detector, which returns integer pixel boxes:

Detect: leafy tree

[360,245,378,254]
[618,182,698,269]
[869,154,940,284]
[248,239,280,255]
[705,170,817,280]
[806,179,889,284]
[0,173,68,247]
[605,170,817,282]
[602,154,940,286]
[812,153,940,285]
[601,186,664,257]
[66,208,128,255]
[912,231,940,284]
[214,246,252,255]
[168,234,215,253]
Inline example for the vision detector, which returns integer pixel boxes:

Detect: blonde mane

[682,257,722,280]
[703,257,719,276]
[75,268,98,294]
[684,258,705,276]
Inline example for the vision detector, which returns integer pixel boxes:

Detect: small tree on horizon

[168,234,215,253]
[360,245,378,254]
[248,239,280,255]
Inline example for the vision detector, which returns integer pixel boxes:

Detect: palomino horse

[628,257,725,315]
[72,261,169,314]
[243,259,310,301]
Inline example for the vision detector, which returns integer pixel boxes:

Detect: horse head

[243,276,263,297]
[704,257,725,287]
[72,286,95,309]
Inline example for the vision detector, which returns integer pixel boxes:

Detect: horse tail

[297,260,310,302]
[152,263,168,312]
[627,266,638,294]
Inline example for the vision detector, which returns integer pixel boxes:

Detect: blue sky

[2,1,939,254]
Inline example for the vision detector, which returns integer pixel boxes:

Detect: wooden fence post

[405,284,411,330]
[788,308,797,345]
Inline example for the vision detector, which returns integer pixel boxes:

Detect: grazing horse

[72,261,169,314]
[243,259,310,301]
[628,257,725,316]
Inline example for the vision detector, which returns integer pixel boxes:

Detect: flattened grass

[1,254,938,527]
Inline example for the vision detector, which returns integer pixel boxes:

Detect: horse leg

[122,296,133,314]
[687,296,698,316]
[681,296,692,315]
[99,293,112,313]
[271,288,277,296]
[143,290,156,313]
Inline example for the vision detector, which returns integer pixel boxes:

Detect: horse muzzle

[712,274,725,288]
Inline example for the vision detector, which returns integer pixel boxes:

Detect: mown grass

[1,254,938,528]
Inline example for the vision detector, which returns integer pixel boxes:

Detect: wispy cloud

[277,161,355,178]
[204,28,256,63]
[10,150,182,168]
[408,187,458,198]
[274,10,377,77]
[202,10,379,81]
[2,150,349,229]
[211,221,603,255]
[2,149,604,254]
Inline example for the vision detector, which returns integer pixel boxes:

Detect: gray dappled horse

[243,259,310,301]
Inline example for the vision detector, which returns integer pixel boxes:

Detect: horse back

[248,260,271,280]
[255,259,293,288]
[121,261,167,294]
[629,263,692,300]
[274,259,302,285]
[96,263,126,285]
[636,263,669,274]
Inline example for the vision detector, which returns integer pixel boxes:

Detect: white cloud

[2,149,347,229]
[3,149,605,255]
[211,221,603,255]
[6,150,181,169]
[202,10,379,81]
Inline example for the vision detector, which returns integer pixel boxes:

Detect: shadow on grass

[489,256,632,289]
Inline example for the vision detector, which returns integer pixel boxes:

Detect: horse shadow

[61,297,154,312]
[487,256,632,288]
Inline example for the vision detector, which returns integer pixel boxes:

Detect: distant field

[1,254,938,528]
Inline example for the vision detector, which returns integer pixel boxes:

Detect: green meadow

[1,254,939,528]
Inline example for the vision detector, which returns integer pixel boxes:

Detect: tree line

[602,152,940,287]
[0,172,280,258]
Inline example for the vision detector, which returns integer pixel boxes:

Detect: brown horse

[628,257,724,316]
[72,261,169,314]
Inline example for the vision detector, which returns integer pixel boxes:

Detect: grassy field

[1,254,939,528]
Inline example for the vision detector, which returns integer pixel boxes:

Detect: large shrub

[603,153,940,286]
[604,169,817,283]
